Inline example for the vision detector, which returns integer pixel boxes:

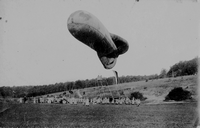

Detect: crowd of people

[27,96,141,106]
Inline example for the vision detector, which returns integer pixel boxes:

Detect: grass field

[0,102,197,128]
[0,75,198,127]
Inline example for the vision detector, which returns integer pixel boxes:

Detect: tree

[165,87,192,101]
[159,69,167,78]
[167,57,199,77]
[75,80,84,89]
[129,91,147,101]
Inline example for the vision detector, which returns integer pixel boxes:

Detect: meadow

[0,75,198,127]
[0,102,197,128]
[45,75,198,104]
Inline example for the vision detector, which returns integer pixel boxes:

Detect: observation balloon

[67,10,129,69]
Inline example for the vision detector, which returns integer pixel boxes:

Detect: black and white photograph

[0,0,199,127]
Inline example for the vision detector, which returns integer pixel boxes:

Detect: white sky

[0,0,199,86]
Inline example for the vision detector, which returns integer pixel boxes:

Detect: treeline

[0,75,159,98]
[0,57,198,98]
[167,57,198,77]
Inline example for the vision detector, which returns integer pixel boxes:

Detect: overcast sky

[0,0,199,86]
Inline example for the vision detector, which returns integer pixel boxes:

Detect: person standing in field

[33,97,36,104]
[135,99,141,107]
[131,97,135,105]
[85,98,89,106]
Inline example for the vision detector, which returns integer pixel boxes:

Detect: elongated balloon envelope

[67,10,129,69]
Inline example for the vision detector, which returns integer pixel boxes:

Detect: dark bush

[119,90,124,96]
[129,91,147,101]
[165,87,192,101]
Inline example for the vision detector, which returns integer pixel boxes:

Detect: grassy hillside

[0,75,198,127]
[43,75,198,104]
